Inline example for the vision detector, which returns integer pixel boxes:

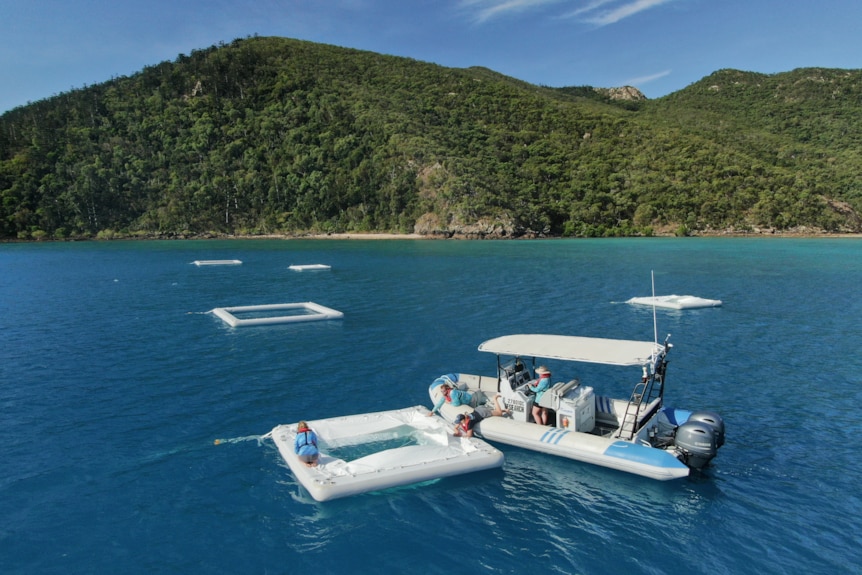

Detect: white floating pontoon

[211,302,343,327]
[288,264,331,271]
[192,259,242,266]
[267,406,504,501]
[626,295,722,309]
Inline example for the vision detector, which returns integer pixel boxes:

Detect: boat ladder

[617,380,648,440]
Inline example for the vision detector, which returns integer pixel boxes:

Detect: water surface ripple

[1,238,859,574]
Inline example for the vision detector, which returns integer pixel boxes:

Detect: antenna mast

[651,270,658,346]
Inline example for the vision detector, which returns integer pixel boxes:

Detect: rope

[213,433,270,446]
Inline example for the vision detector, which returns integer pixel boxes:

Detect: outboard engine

[674,421,717,469]
[687,411,725,447]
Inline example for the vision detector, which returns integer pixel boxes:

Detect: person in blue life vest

[294,421,319,467]
[453,412,483,438]
[528,366,552,425]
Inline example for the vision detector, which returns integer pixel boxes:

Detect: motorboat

[266,406,504,501]
[428,334,725,480]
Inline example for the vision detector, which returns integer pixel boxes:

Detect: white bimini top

[478,334,662,366]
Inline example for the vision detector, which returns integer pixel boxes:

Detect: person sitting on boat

[294,421,319,467]
[453,412,482,438]
[528,366,552,425]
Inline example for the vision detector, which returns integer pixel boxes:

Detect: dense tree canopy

[1,36,860,240]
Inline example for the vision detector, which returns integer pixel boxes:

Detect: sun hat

[536,366,551,375]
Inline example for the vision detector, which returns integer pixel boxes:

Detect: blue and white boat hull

[474,415,690,480]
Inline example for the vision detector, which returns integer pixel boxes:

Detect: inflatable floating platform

[267,406,504,501]
[626,295,722,309]
[288,264,331,271]
[211,302,343,327]
[192,259,242,266]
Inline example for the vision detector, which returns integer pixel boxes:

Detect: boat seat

[595,395,621,426]
[538,379,580,409]
[476,375,502,394]
[552,379,580,398]
[594,396,663,430]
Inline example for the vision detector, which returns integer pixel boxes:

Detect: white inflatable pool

[211,302,343,327]
[267,406,504,501]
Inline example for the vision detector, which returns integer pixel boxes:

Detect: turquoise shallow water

[1,238,860,574]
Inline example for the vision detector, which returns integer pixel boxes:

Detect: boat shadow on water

[497,447,726,521]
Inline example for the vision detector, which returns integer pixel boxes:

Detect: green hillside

[1,36,860,240]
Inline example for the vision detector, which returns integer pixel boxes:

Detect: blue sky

[2,0,860,113]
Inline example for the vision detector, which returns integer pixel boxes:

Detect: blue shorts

[298,453,318,464]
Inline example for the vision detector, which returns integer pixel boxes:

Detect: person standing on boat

[294,421,319,467]
[528,366,552,425]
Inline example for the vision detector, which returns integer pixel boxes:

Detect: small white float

[266,406,504,501]
[626,295,722,309]
[210,302,343,327]
[192,259,242,266]
[288,264,331,271]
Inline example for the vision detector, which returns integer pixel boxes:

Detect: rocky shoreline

[4,228,862,243]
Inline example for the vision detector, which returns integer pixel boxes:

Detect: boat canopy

[478,334,662,367]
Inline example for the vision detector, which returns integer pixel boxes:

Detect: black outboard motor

[687,411,725,447]
[674,421,717,469]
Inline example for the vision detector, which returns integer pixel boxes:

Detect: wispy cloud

[563,0,617,20]
[459,0,568,24]
[461,0,678,26]
[622,69,672,86]
[569,0,676,26]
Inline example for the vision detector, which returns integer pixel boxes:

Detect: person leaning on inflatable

[428,382,472,415]
[294,421,319,467]
[453,412,481,437]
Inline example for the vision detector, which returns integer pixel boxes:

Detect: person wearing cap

[294,421,319,467]
[453,412,482,437]
[528,366,552,425]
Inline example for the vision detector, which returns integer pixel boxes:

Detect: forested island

[1,36,861,240]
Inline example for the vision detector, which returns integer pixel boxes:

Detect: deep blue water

[1,238,860,574]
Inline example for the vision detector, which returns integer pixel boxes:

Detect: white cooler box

[556,385,595,432]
